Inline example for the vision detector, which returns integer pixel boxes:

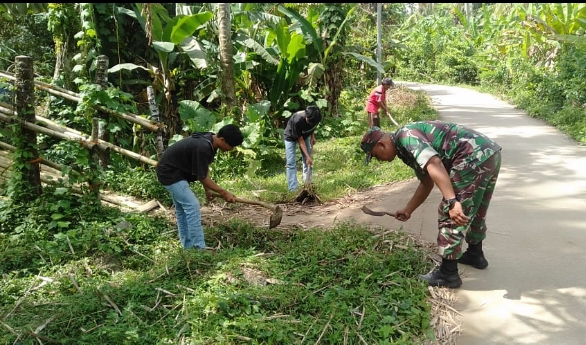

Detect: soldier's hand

[449,202,469,226]
[395,208,411,222]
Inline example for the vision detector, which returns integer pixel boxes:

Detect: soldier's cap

[360,126,384,165]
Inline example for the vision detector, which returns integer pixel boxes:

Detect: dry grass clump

[294,177,322,205]
[410,237,463,345]
[388,85,420,108]
[425,285,462,344]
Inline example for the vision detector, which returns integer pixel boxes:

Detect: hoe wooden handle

[212,192,278,212]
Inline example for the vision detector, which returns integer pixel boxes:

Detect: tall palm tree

[218,3,236,109]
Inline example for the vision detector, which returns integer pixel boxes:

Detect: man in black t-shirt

[283,105,322,191]
[156,124,243,249]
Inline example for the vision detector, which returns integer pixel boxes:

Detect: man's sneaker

[418,268,462,288]
[458,251,489,269]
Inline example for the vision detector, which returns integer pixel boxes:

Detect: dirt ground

[195,178,443,243]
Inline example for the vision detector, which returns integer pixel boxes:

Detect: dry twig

[315,311,334,344]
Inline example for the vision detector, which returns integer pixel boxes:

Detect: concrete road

[402,82,586,345]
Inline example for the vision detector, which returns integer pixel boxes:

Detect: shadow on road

[403,82,586,345]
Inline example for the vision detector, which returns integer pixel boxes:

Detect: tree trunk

[325,56,344,117]
[95,55,110,168]
[147,86,165,159]
[218,3,237,110]
[322,4,348,118]
[14,56,42,198]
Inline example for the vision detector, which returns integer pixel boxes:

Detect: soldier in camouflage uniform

[360,121,502,288]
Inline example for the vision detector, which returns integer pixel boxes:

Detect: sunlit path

[403,82,586,345]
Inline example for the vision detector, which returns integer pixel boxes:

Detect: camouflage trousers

[436,151,502,260]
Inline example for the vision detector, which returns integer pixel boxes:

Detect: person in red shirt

[365,78,395,128]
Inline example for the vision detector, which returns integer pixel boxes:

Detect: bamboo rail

[0,141,82,179]
[0,101,86,138]
[0,71,162,132]
[0,111,158,166]
[0,155,140,209]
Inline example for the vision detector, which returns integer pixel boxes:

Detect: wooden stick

[80,323,105,333]
[121,238,155,263]
[356,332,368,345]
[315,311,334,344]
[65,235,75,255]
[0,320,17,335]
[26,331,59,343]
[69,274,81,293]
[34,315,58,335]
[99,290,122,316]
[357,305,365,328]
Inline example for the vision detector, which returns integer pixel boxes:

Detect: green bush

[1,219,434,344]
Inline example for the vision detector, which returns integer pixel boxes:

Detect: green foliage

[555,45,586,107]
[102,166,168,202]
[178,99,216,132]
[72,3,101,80]
[436,46,479,85]
[391,3,586,145]
[395,13,479,85]
[0,216,434,344]
[0,7,55,74]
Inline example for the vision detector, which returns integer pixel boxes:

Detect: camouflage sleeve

[416,146,438,169]
[398,135,439,170]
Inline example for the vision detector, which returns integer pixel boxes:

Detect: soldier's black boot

[419,259,462,288]
[458,242,489,269]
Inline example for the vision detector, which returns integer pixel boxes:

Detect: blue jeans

[163,180,206,249]
[285,137,312,191]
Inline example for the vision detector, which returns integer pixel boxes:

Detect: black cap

[382,78,394,86]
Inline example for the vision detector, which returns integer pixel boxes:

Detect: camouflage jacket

[391,121,502,179]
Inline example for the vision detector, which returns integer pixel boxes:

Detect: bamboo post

[95,55,110,168]
[147,86,165,158]
[88,117,101,199]
[14,55,42,198]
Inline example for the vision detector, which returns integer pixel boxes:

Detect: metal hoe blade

[361,205,396,217]
[269,206,283,229]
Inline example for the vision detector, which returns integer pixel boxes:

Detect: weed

[0,219,433,344]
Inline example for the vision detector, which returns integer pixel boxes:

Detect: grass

[0,220,433,344]
[213,85,438,204]
[0,86,442,344]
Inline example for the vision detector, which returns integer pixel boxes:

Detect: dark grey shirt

[284,110,318,142]
[155,132,216,186]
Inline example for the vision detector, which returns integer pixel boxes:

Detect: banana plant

[523,3,586,46]
[111,4,212,103]
[229,6,309,117]
[0,3,48,15]
[278,4,384,114]
[279,5,384,77]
